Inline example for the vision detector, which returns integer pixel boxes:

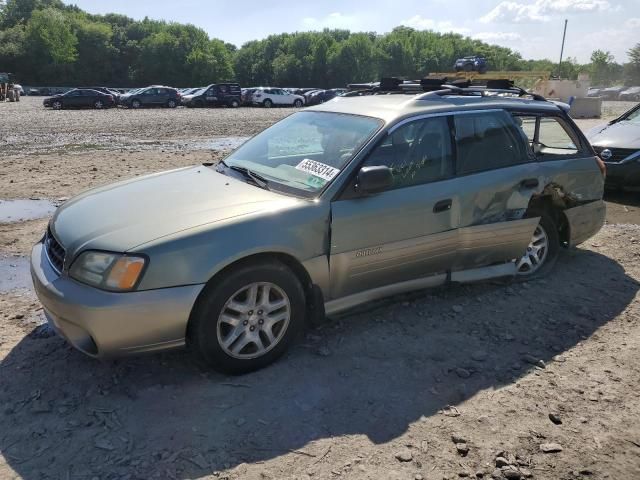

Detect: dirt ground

[1,97,639,480]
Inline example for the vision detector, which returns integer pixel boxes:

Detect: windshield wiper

[220,161,270,190]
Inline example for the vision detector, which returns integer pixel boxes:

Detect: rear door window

[454,110,529,175]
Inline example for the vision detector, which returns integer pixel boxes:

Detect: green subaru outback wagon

[31,83,606,373]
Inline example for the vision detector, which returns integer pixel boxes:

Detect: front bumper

[30,242,204,358]
[603,159,640,188]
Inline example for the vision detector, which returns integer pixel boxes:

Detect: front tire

[131,99,141,109]
[263,99,273,108]
[94,100,104,109]
[293,99,303,108]
[187,261,306,374]
[52,100,63,110]
[515,211,559,278]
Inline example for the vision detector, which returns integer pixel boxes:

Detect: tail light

[595,156,607,178]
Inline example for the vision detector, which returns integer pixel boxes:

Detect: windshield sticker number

[295,159,340,182]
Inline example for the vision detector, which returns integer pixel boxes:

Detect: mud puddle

[2,135,249,156]
[0,256,32,293]
[0,199,57,223]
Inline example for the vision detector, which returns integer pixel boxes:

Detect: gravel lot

[1,97,639,480]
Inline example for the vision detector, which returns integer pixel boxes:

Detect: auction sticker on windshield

[295,159,340,181]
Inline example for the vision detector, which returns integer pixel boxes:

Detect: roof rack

[344,77,547,102]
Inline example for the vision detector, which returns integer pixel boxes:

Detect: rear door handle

[433,199,452,213]
[520,178,539,189]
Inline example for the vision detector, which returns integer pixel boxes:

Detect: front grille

[593,146,639,163]
[44,227,65,274]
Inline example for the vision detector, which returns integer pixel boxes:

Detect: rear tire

[514,210,559,279]
[167,99,177,108]
[94,100,104,109]
[131,99,141,109]
[293,99,303,108]
[187,261,306,374]
[229,99,240,108]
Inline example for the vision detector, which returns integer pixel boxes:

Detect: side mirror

[356,166,393,195]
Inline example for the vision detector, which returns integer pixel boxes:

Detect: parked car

[619,86,640,101]
[599,86,626,100]
[28,88,40,96]
[43,88,116,109]
[305,89,338,106]
[454,56,488,73]
[31,83,606,373]
[252,87,304,107]
[182,83,242,108]
[587,103,640,189]
[587,87,603,97]
[87,87,121,103]
[13,84,24,96]
[119,86,181,108]
[241,87,257,106]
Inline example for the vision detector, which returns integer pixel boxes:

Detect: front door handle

[520,178,539,189]
[433,199,452,213]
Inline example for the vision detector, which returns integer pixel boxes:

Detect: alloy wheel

[216,282,291,359]
[94,100,103,109]
[516,224,549,275]
[52,101,62,110]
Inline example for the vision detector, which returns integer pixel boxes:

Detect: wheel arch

[524,188,571,247]
[186,251,322,335]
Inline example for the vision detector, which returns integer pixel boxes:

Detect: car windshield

[622,107,640,124]
[191,88,206,95]
[222,111,382,198]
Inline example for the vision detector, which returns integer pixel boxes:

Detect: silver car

[31,86,606,373]
[588,103,640,188]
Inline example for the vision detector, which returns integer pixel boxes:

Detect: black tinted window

[455,111,528,175]
[364,116,454,190]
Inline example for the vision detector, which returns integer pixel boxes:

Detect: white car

[252,87,304,108]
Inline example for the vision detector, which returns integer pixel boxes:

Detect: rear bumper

[564,200,606,247]
[31,242,204,358]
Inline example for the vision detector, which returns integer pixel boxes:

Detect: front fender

[132,201,331,291]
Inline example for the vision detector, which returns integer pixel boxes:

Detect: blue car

[454,56,488,74]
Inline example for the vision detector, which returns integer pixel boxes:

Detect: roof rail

[344,76,547,102]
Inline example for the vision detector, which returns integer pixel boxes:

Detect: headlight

[69,251,147,291]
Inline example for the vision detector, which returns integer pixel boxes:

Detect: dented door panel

[455,217,540,269]
[329,178,460,299]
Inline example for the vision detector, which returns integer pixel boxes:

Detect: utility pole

[558,19,568,78]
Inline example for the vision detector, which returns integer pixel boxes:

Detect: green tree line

[1,0,639,87]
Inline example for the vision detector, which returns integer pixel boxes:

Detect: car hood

[51,166,301,259]
[587,121,640,149]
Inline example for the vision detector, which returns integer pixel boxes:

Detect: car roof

[307,93,564,124]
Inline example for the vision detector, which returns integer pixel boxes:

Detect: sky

[63,0,640,63]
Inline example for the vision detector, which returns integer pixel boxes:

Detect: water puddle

[0,256,32,293]
[2,135,250,156]
[189,136,248,151]
[0,199,57,223]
